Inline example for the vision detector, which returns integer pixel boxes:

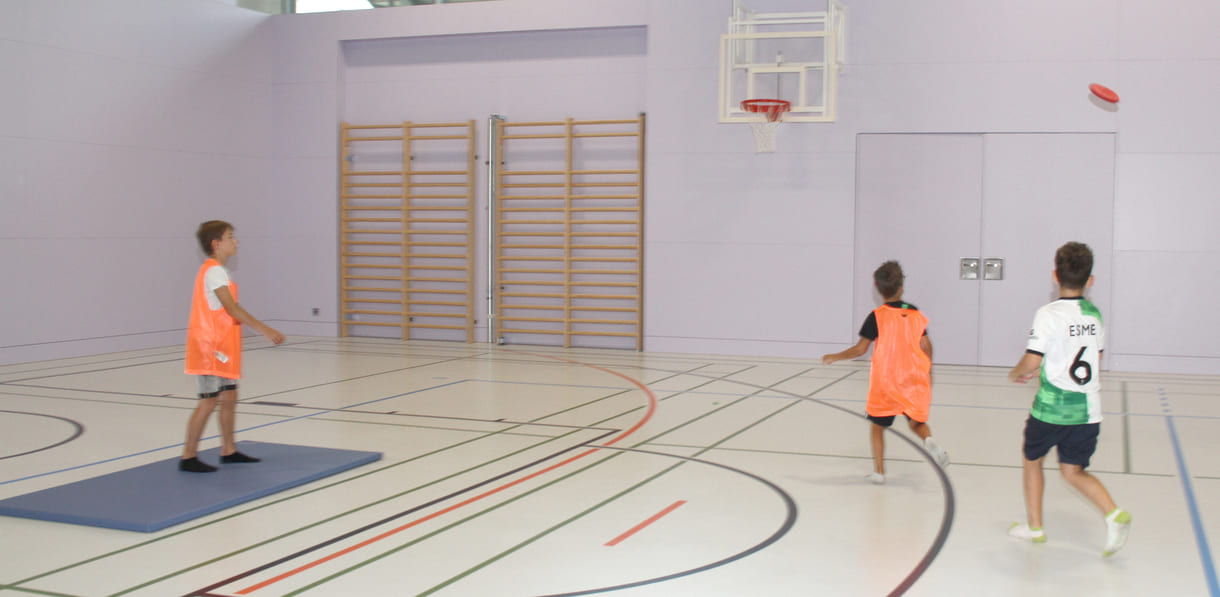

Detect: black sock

[179,457,217,473]
[221,451,260,464]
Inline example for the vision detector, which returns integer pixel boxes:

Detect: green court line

[98,363,713,596]
[106,428,594,597]
[1123,381,1132,474]
[11,388,638,592]
[410,367,827,596]
[287,365,819,595]
[270,363,759,595]
[0,584,83,596]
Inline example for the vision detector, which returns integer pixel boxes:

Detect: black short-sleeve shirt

[859,301,928,340]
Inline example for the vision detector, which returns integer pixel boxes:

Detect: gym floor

[1,337,1216,596]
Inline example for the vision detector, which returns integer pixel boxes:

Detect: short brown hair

[873,260,904,299]
[196,220,232,256]
[1055,242,1093,290]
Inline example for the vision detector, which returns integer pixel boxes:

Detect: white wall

[0,0,274,364]
[5,0,1219,374]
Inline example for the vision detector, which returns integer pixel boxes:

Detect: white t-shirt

[1025,297,1104,425]
[202,264,232,311]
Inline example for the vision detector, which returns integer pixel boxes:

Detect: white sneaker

[1103,508,1132,557]
[865,472,885,485]
[1008,522,1047,543]
[925,437,950,468]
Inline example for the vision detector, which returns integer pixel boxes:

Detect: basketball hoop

[741,99,790,153]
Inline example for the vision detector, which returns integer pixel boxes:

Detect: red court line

[605,500,687,547]
[235,351,657,595]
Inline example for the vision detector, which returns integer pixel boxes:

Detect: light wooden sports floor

[2,337,1217,596]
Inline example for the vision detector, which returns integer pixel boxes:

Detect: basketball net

[741,99,790,153]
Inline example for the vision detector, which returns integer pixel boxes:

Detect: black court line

[1,349,488,405]
[535,445,798,597]
[506,357,956,596]
[182,428,620,597]
[0,340,315,385]
[0,410,85,460]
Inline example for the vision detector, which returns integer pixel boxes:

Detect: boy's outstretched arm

[1009,352,1042,383]
[823,337,871,365]
[214,286,286,345]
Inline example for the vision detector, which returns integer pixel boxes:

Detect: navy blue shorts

[1022,415,1099,467]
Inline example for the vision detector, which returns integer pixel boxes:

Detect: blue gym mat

[0,441,382,532]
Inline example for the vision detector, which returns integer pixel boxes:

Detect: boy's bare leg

[1023,456,1046,529]
[217,389,238,456]
[182,398,217,459]
[908,420,931,440]
[870,423,886,475]
[1061,463,1130,555]
[1060,463,1117,514]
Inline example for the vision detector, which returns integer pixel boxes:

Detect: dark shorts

[1022,415,1099,467]
[867,413,924,427]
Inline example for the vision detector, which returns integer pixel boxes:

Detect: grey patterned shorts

[196,375,238,399]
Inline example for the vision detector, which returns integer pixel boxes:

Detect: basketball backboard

[719,0,846,123]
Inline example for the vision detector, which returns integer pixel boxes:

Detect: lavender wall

[5,0,1218,374]
[0,0,274,364]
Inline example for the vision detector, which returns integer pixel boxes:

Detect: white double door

[854,133,1115,367]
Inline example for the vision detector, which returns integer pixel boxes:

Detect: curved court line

[642,365,954,597]
[229,351,658,595]
[0,380,469,487]
[500,354,955,596]
[0,410,84,460]
[530,445,799,597]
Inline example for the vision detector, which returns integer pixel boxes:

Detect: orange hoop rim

[741,99,791,122]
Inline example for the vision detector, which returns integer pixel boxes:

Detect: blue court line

[1161,388,1220,596]
[0,380,468,487]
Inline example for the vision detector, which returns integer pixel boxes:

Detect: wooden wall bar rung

[408,289,468,295]
[573,132,639,138]
[407,135,468,141]
[406,241,467,247]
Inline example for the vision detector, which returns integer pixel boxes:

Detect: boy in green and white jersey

[1007,242,1131,557]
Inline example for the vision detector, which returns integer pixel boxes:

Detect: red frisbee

[1089,83,1119,103]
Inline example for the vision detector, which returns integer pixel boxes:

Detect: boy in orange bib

[180,220,285,472]
[823,261,948,484]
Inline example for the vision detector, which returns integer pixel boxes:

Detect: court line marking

[225,350,659,595]
[0,380,467,487]
[179,367,714,597]
[1160,388,1219,596]
[605,500,687,547]
[14,360,710,595]
[408,365,812,595]
[0,410,84,460]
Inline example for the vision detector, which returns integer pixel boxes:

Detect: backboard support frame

[719,0,846,124]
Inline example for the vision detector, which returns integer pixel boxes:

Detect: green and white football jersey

[1025,297,1104,425]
